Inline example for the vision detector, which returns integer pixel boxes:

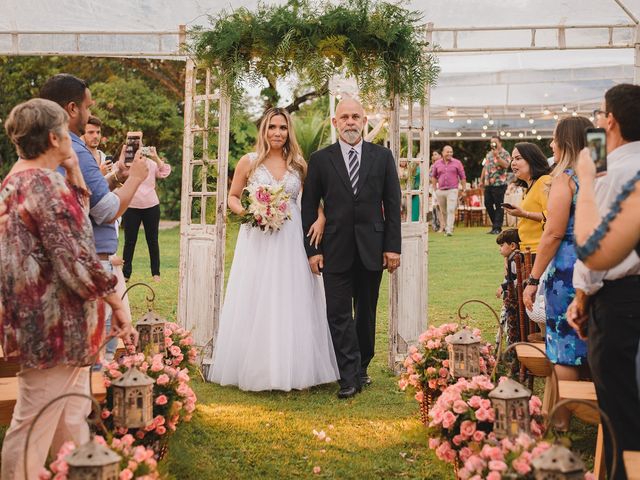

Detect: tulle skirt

[208,204,339,391]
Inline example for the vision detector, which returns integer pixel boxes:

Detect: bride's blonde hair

[249,107,307,180]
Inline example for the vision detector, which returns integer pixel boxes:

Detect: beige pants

[1,365,91,480]
[435,189,459,234]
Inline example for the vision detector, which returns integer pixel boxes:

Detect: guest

[430,150,444,231]
[503,142,552,255]
[495,229,523,351]
[410,161,421,222]
[122,146,171,282]
[482,135,511,234]
[567,84,640,480]
[523,116,592,430]
[430,145,466,236]
[0,99,137,480]
[81,115,108,172]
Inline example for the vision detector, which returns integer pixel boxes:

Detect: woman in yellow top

[503,142,552,254]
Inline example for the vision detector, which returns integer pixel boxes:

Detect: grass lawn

[2,224,594,479]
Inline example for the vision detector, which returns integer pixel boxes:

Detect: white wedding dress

[208,156,339,391]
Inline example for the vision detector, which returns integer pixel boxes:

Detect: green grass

[3,225,596,478]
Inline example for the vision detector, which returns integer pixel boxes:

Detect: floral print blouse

[0,168,116,369]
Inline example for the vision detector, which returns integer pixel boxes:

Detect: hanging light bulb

[433,130,439,135]
[518,132,524,138]
[589,116,595,122]
[506,132,512,137]
[447,108,455,117]
[482,125,488,130]
[336,94,342,100]
[483,110,489,119]
[481,132,487,138]
[572,110,578,117]
[466,118,472,124]
[536,135,542,140]
[500,130,506,136]
[489,119,495,125]
[520,109,526,118]
[531,129,537,134]
[543,107,551,115]
[456,131,462,137]
[528,118,535,124]
[562,105,568,112]
[553,113,559,120]
[449,118,455,123]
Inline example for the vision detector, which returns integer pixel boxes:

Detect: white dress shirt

[573,141,640,295]
[338,138,363,172]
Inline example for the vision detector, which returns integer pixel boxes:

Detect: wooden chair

[460,188,487,227]
[623,451,640,480]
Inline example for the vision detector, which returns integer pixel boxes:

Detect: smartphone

[501,202,514,209]
[104,155,114,172]
[585,127,607,173]
[0,184,15,204]
[124,131,143,164]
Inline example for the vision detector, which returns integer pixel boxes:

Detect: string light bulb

[529,118,535,124]
[543,108,551,115]
[489,119,495,125]
[481,132,487,138]
[562,105,568,112]
[483,110,489,119]
[456,131,462,137]
[520,109,526,118]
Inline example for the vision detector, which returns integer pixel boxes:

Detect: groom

[302,98,402,399]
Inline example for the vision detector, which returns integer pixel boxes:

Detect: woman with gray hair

[0,98,137,479]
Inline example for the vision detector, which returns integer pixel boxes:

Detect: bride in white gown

[208,107,339,391]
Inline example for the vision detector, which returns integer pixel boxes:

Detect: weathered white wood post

[177,60,231,348]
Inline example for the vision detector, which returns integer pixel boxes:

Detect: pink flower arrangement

[399,324,497,404]
[240,184,291,232]
[427,376,545,467]
[39,435,162,479]
[102,322,197,456]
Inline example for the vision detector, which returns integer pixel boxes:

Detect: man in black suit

[302,98,402,399]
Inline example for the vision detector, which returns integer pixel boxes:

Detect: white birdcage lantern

[489,377,532,438]
[447,328,481,378]
[532,444,586,479]
[66,437,121,479]
[136,309,166,356]
[111,366,154,429]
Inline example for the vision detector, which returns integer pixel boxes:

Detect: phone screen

[586,128,607,173]
[124,135,141,164]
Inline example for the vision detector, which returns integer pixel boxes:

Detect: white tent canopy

[1,0,638,137]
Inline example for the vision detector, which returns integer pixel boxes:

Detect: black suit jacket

[301,141,402,273]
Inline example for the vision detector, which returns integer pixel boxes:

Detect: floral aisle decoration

[102,322,198,458]
[426,376,546,471]
[398,324,497,424]
[40,435,163,479]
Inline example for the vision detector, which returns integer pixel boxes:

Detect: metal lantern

[111,365,155,429]
[532,444,586,479]
[66,437,121,479]
[136,309,166,356]
[489,377,531,438]
[447,328,481,378]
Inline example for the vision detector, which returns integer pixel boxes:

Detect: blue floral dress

[544,169,588,366]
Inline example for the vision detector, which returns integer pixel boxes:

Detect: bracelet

[527,275,540,286]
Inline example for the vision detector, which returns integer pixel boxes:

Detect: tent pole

[635,24,640,85]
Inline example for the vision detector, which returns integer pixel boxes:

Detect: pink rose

[468,395,482,409]
[529,396,542,415]
[459,420,476,439]
[414,391,424,402]
[439,368,448,378]
[480,399,491,410]
[428,437,441,450]
[453,400,468,414]
[155,395,168,405]
[452,434,464,446]
[513,456,532,475]
[156,374,170,385]
[398,378,408,390]
[472,430,485,442]
[135,430,145,439]
[156,425,167,435]
[488,460,508,471]
[119,469,134,480]
[442,359,449,368]
[475,407,490,422]
[486,472,501,480]
[101,409,111,419]
[169,345,182,356]
[442,411,457,429]
[459,447,473,462]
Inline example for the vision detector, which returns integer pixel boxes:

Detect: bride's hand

[307,216,326,248]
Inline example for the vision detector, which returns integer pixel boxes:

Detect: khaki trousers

[435,189,459,234]
[1,365,91,480]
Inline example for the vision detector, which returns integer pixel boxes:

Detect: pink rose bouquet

[40,435,163,479]
[240,184,291,232]
[427,376,545,468]
[399,324,497,423]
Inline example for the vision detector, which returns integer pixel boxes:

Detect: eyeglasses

[593,109,607,118]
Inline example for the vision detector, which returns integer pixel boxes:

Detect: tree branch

[284,81,329,114]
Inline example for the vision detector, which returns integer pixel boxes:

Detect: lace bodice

[247,154,301,201]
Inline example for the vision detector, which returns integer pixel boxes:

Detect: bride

[208,107,339,391]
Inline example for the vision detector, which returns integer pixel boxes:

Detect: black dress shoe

[360,375,372,386]
[337,386,359,399]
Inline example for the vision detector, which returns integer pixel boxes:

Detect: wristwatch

[527,275,540,286]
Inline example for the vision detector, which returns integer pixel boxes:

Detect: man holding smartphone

[568,84,640,480]
[81,115,108,172]
[40,74,149,360]
[482,135,511,234]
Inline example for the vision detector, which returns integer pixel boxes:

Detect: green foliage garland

[190,0,439,106]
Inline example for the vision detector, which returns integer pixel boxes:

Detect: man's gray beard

[341,129,361,144]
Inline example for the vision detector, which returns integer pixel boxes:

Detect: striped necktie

[348,148,360,194]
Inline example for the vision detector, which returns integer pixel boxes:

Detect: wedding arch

[182,0,438,370]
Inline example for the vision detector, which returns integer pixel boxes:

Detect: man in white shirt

[568,83,640,480]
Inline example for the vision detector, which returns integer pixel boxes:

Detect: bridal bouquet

[240,184,291,232]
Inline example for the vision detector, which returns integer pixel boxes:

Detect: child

[495,229,523,355]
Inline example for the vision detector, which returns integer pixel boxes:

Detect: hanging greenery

[190,0,439,107]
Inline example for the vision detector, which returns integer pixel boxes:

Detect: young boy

[495,229,523,352]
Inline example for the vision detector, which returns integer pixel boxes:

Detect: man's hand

[126,150,149,183]
[576,147,597,182]
[523,284,537,311]
[60,150,80,172]
[309,254,324,276]
[383,252,401,274]
[496,285,503,299]
[567,289,590,340]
